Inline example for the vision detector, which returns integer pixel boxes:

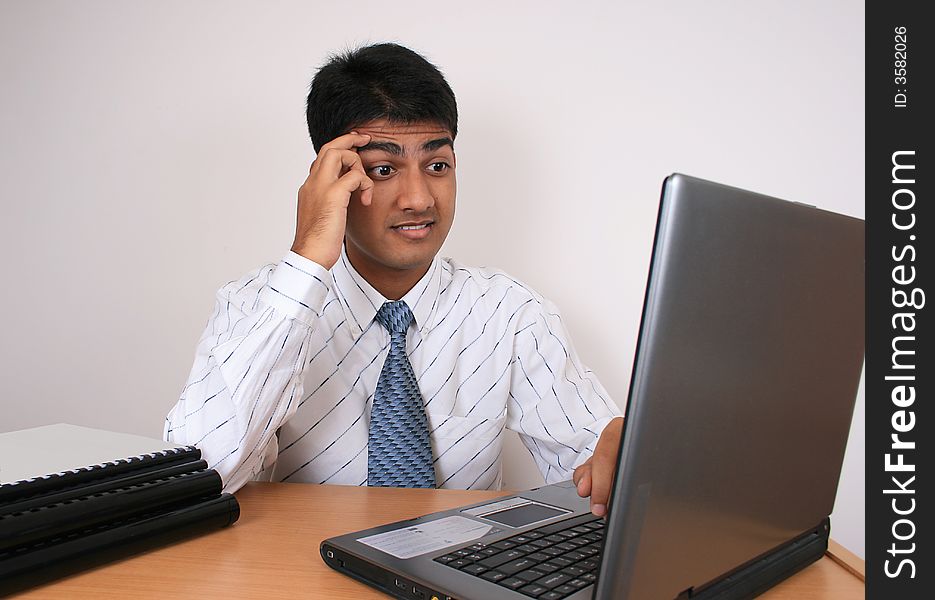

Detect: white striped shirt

[164,248,622,493]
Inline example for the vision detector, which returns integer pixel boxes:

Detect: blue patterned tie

[368,301,436,488]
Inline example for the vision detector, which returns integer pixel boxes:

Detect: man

[165,43,623,517]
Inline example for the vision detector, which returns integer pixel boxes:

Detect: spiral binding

[0,446,200,506]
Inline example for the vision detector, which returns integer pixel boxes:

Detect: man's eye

[428,162,450,173]
[370,165,394,178]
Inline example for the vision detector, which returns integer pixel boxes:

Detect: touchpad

[481,502,569,528]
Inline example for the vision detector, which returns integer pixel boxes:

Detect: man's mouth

[392,221,434,239]
[395,223,431,230]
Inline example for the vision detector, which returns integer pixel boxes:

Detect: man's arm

[164,257,324,491]
[508,299,624,515]
[164,133,374,492]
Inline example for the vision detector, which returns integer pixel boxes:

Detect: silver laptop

[321,173,865,600]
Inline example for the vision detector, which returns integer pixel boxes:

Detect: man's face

[345,119,456,289]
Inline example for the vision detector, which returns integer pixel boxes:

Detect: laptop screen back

[596,174,864,599]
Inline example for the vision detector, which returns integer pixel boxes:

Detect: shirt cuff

[258,251,332,326]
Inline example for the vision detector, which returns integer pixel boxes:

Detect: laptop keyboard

[433,513,604,599]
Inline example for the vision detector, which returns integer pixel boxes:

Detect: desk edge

[826,539,865,582]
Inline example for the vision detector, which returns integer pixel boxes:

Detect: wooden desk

[12,482,864,599]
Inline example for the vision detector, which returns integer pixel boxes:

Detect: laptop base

[681,519,829,600]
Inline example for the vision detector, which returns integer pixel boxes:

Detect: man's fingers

[358,172,374,206]
[587,417,624,517]
[321,132,372,153]
[309,133,371,175]
[317,148,368,181]
[588,450,615,517]
[336,169,374,203]
[574,465,592,498]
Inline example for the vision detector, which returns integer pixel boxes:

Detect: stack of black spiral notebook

[0,424,240,593]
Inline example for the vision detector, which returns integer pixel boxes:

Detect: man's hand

[290,132,374,269]
[572,417,624,517]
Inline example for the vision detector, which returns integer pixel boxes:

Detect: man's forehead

[353,119,451,139]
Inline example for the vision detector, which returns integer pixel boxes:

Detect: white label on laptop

[357,516,493,559]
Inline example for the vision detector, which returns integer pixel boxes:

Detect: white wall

[0,1,865,557]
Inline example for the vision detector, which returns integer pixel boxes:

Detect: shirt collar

[330,245,444,341]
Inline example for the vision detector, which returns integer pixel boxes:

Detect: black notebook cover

[0,469,224,553]
[1,457,209,516]
[0,493,241,595]
[0,424,200,505]
[0,424,241,596]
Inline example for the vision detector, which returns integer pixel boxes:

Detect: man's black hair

[306,43,458,153]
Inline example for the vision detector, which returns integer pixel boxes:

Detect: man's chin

[379,240,442,270]
[383,255,436,274]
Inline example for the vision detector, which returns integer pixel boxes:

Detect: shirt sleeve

[164,252,331,492]
[507,299,623,484]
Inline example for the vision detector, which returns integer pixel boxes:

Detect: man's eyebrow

[422,137,454,152]
[357,141,402,156]
[357,137,453,157]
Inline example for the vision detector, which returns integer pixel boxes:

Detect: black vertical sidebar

[866,1,931,598]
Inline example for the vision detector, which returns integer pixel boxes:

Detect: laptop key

[562,551,586,562]
[499,558,538,575]
[461,563,488,575]
[479,549,525,568]
[539,593,564,600]
[578,559,599,571]
[499,577,527,590]
[566,578,589,589]
[530,539,552,548]
[552,584,576,595]
[561,566,585,577]
[579,544,601,557]
[526,552,550,563]
[536,572,572,589]
[514,544,541,554]
[518,583,549,597]
[548,556,573,567]
[580,573,597,583]
[449,559,473,568]
[481,570,508,582]
[491,540,519,550]
[533,561,561,574]
[515,568,547,582]
[434,554,458,563]
[524,530,545,539]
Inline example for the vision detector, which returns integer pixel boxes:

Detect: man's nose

[396,169,435,211]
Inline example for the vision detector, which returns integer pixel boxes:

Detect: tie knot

[375,301,414,335]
